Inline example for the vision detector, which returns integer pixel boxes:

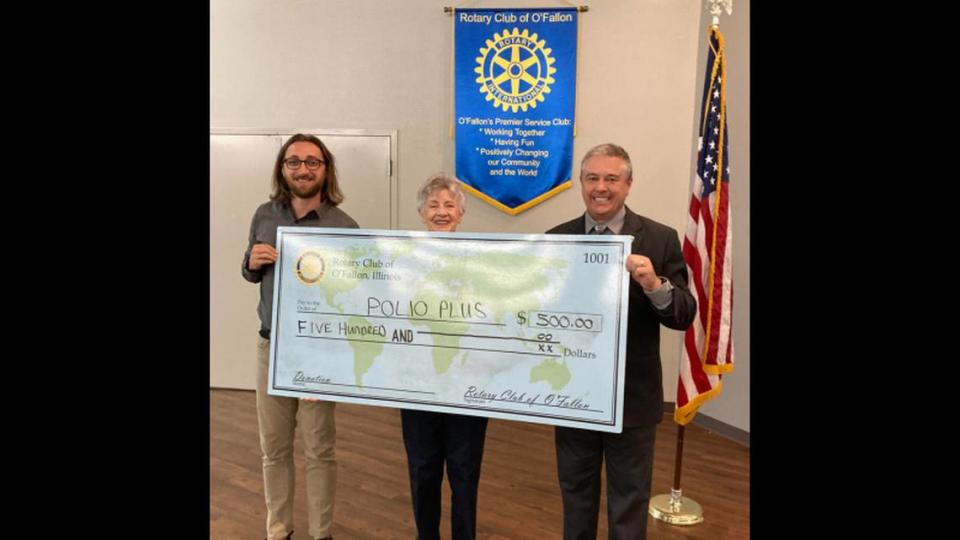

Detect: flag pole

[649,425,704,524]
[650,0,733,525]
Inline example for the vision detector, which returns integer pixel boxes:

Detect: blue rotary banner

[454,8,577,215]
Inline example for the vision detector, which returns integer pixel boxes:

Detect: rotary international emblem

[474,27,557,113]
[295,250,326,285]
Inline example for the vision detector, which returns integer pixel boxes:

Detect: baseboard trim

[663,402,750,447]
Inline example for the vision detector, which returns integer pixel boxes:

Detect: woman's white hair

[416,173,466,212]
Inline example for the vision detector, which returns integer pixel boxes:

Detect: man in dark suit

[546,143,696,539]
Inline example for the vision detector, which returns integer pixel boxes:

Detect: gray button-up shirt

[242,199,359,333]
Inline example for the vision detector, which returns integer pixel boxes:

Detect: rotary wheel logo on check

[475,27,557,113]
[295,250,326,285]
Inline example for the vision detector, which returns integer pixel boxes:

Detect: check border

[268,228,630,432]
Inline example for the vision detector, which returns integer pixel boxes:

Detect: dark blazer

[546,206,696,427]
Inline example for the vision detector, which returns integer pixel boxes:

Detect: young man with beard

[545,143,696,539]
[242,133,359,540]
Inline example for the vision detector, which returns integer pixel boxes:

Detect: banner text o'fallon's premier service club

[455,8,577,215]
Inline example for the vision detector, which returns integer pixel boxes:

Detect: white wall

[211,0,748,432]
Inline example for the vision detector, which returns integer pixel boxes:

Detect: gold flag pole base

[649,489,704,525]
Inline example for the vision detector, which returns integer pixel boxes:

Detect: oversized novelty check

[268,227,631,432]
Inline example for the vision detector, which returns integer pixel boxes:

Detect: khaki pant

[256,336,337,540]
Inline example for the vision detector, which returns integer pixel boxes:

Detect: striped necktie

[592,224,612,235]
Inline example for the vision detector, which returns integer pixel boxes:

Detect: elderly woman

[401,174,489,540]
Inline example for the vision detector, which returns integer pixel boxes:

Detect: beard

[287,174,323,200]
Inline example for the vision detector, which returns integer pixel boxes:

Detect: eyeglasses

[283,157,326,170]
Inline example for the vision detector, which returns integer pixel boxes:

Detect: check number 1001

[583,252,610,264]
[519,310,603,333]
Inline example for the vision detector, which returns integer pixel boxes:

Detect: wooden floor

[211,389,749,539]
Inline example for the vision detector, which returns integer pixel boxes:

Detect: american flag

[675,26,734,426]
